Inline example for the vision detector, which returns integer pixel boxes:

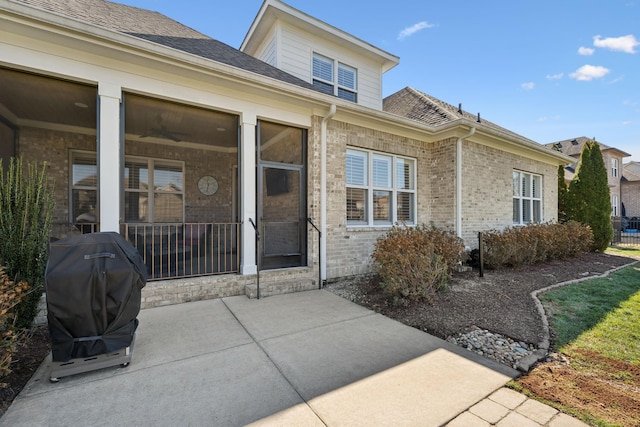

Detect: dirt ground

[328,252,634,345]
[1,252,637,420]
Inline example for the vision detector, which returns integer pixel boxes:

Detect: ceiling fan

[139,114,189,142]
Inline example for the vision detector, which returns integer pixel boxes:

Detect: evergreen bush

[371,224,465,303]
[0,158,54,329]
[482,221,593,269]
[566,140,613,252]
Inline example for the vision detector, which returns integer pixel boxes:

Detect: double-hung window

[70,151,98,224]
[124,157,184,223]
[312,53,357,103]
[612,195,619,216]
[611,158,619,178]
[513,170,542,225]
[346,148,416,226]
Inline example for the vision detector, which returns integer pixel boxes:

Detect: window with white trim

[612,194,619,216]
[124,157,184,223]
[346,148,415,226]
[611,158,619,178]
[312,52,357,103]
[70,151,98,224]
[513,170,542,225]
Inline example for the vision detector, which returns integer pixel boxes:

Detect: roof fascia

[241,0,399,73]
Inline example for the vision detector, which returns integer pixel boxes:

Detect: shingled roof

[383,86,537,143]
[13,0,320,91]
[545,136,631,158]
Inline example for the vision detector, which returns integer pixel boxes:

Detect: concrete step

[245,278,318,299]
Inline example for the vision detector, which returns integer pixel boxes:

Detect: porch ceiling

[0,67,239,150]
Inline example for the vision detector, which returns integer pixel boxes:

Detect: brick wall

[622,180,640,218]
[321,118,431,279]
[460,141,558,247]
[18,127,238,241]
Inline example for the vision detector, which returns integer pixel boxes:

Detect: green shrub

[371,224,465,303]
[0,158,54,329]
[482,221,593,269]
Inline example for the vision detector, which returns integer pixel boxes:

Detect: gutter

[320,104,336,283]
[457,127,476,239]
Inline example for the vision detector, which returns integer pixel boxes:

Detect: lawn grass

[606,245,640,259]
[539,265,640,352]
[523,264,640,426]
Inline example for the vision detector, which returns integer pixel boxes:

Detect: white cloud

[593,34,639,53]
[569,64,610,81]
[546,73,564,80]
[521,82,535,90]
[622,120,633,126]
[397,21,435,40]
[578,46,595,56]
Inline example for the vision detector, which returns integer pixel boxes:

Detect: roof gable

[545,137,631,158]
[242,0,399,73]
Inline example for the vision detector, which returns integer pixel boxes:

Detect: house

[0,0,571,306]
[622,162,640,229]
[546,137,631,217]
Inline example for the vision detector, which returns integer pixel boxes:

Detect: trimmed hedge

[371,224,465,303]
[482,221,593,269]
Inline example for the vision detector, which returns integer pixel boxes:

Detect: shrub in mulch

[482,221,593,269]
[371,224,465,304]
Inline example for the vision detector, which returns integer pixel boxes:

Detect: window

[611,158,619,178]
[513,171,542,225]
[71,151,98,224]
[346,148,416,226]
[312,53,357,103]
[124,157,184,223]
[612,195,619,216]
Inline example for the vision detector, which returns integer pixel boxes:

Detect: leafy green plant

[0,158,54,329]
[371,224,464,303]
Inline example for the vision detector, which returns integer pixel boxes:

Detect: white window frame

[346,148,416,227]
[70,150,98,224]
[312,52,358,103]
[124,156,185,223]
[513,170,543,225]
[612,194,619,216]
[611,158,619,178]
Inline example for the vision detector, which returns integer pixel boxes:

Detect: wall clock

[197,175,218,195]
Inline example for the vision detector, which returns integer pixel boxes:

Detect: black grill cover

[45,232,148,362]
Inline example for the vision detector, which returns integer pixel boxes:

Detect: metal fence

[612,217,640,246]
[121,222,240,280]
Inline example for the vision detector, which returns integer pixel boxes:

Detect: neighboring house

[622,161,640,227]
[546,137,630,217]
[0,0,570,306]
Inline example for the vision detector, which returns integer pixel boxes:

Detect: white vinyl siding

[346,148,416,226]
[251,26,279,67]
[276,23,383,109]
[513,170,542,225]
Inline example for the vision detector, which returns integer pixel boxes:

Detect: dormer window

[312,52,357,103]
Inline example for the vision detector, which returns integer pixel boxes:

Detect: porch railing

[121,222,240,281]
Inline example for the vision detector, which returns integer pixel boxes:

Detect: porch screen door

[257,121,307,270]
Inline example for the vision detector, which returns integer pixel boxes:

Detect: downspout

[320,104,336,284]
[456,127,476,239]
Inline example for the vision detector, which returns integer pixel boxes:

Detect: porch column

[240,114,257,275]
[97,83,121,232]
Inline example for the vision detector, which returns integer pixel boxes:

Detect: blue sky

[117,0,640,163]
